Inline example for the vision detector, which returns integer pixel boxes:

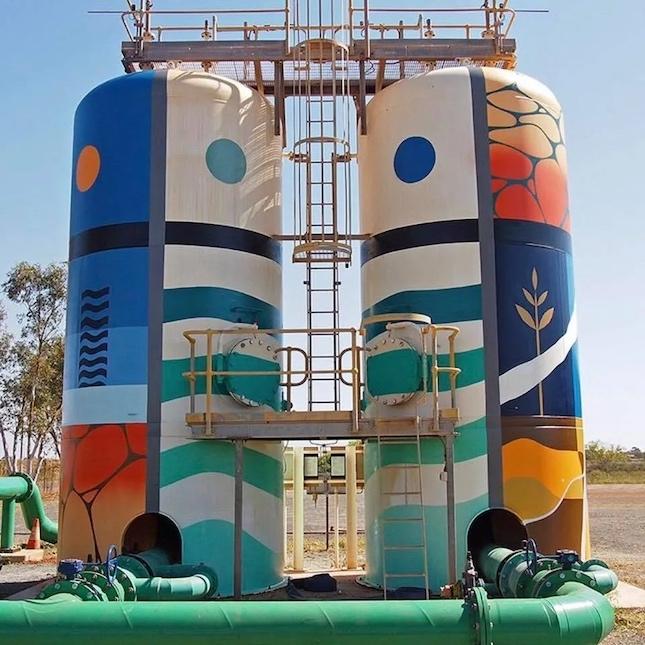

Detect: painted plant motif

[485,71,570,232]
[515,267,554,415]
[59,423,147,561]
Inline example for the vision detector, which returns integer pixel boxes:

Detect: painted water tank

[60,70,284,595]
[359,67,586,591]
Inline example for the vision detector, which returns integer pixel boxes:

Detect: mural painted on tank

[484,69,570,232]
[59,423,147,561]
[496,237,581,418]
[501,418,586,556]
[393,136,436,184]
[77,287,110,388]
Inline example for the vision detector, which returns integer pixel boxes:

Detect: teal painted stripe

[366,347,485,397]
[164,286,281,328]
[363,417,488,478]
[182,519,283,596]
[160,441,283,499]
[363,285,482,340]
[364,493,489,591]
[163,355,227,402]
[162,353,280,409]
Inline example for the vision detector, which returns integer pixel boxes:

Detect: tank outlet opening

[121,513,182,563]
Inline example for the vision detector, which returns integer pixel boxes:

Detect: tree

[0,262,66,478]
[585,441,630,471]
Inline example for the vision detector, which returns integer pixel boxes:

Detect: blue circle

[205,138,247,184]
[393,136,436,183]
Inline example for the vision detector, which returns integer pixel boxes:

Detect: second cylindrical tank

[359,66,585,591]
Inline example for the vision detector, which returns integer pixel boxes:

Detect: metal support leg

[444,433,457,583]
[345,445,358,569]
[234,440,244,599]
[293,446,304,571]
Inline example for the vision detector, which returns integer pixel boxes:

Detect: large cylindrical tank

[61,70,284,595]
[359,67,586,591]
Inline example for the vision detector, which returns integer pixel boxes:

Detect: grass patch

[588,470,645,484]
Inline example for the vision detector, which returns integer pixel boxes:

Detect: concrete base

[609,581,645,609]
[0,549,44,564]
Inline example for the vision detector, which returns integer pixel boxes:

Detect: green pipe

[0,477,29,499]
[478,544,618,599]
[1,499,16,549]
[132,574,214,601]
[0,475,58,544]
[0,586,615,645]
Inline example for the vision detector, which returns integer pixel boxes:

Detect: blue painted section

[65,327,148,391]
[393,136,436,183]
[182,519,284,596]
[62,384,148,425]
[70,72,156,235]
[495,236,581,417]
[362,285,482,340]
[164,286,281,328]
[205,138,247,184]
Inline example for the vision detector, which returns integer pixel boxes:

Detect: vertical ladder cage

[289,3,354,412]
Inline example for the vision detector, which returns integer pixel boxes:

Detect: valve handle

[105,544,118,585]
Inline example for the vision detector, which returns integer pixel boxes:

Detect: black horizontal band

[70,220,281,264]
[165,222,281,264]
[494,219,572,254]
[361,219,479,265]
[69,222,149,260]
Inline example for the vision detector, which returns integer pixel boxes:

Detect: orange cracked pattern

[59,423,147,561]
[484,68,571,232]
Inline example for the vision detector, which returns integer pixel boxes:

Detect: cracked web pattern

[59,423,147,561]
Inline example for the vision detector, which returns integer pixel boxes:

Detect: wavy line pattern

[78,287,110,388]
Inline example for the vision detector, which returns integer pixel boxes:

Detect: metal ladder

[377,426,430,599]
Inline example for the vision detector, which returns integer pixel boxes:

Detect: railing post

[431,327,440,431]
[206,331,213,436]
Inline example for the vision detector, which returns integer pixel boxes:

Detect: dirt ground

[1,485,644,642]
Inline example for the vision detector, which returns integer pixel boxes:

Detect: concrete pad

[0,549,44,564]
[610,581,645,609]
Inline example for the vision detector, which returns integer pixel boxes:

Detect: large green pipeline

[0,474,58,545]
[0,584,614,645]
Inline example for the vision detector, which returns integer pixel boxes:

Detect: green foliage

[0,262,67,478]
[586,441,630,470]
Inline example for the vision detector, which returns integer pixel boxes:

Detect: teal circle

[205,138,247,184]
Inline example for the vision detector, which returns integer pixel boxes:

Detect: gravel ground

[1,485,644,642]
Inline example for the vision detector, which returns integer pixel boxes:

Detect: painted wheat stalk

[515,267,554,415]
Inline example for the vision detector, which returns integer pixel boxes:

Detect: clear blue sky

[1,1,643,447]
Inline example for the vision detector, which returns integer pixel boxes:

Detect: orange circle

[76,145,101,192]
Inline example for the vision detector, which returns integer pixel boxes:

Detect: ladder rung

[384,545,425,551]
[381,491,422,496]
[384,573,427,579]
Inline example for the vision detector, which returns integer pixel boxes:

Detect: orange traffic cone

[27,518,41,549]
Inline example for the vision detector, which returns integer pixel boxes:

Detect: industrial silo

[60,70,284,595]
[359,67,585,592]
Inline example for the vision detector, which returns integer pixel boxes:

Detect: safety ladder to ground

[377,425,430,599]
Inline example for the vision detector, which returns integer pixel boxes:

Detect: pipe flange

[468,587,493,645]
[37,578,107,602]
[79,570,125,602]
[497,551,526,597]
[532,568,592,598]
[116,553,154,578]
[9,472,34,504]
[580,558,610,571]
[516,558,559,597]
[87,563,138,599]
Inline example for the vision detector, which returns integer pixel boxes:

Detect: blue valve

[58,558,84,580]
